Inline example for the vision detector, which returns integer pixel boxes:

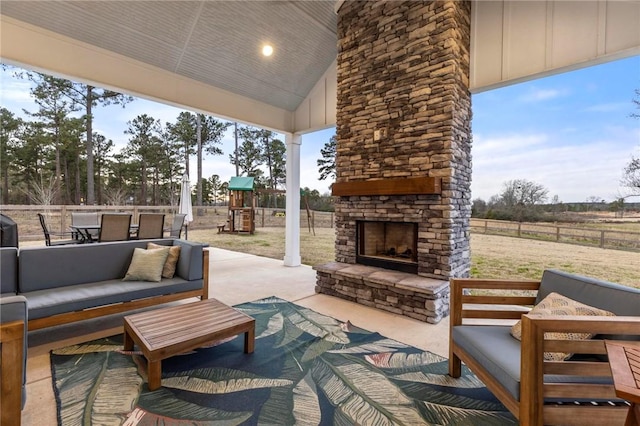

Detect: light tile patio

[20,248,449,425]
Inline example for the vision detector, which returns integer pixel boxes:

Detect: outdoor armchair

[449,270,640,426]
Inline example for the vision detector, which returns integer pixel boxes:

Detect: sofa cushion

[0,248,18,294]
[123,247,170,282]
[172,240,204,281]
[22,277,203,320]
[148,242,181,278]
[18,239,177,292]
[510,292,615,361]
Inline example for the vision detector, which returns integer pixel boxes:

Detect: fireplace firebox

[356,221,418,274]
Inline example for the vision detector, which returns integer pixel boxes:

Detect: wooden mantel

[331,177,441,197]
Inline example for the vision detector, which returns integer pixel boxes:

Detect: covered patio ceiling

[2,1,639,134]
[1,0,338,133]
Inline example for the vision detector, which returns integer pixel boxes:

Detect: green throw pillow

[123,247,170,282]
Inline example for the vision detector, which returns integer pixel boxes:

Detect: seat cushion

[23,278,203,320]
[453,325,522,400]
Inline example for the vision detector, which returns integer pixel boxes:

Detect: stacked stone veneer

[314,262,450,323]
[315,1,472,323]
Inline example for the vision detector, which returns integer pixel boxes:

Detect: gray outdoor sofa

[449,269,640,426]
[0,238,209,422]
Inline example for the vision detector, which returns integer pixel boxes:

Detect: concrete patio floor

[20,248,450,425]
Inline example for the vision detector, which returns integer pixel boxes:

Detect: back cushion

[18,239,174,292]
[0,247,18,294]
[537,269,640,316]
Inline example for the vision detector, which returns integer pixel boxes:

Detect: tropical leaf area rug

[51,297,517,425]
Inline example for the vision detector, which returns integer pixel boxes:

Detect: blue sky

[2,55,639,202]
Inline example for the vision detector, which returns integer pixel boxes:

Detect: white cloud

[583,102,629,113]
[0,79,36,112]
[471,131,637,202]
[518,88,567,103]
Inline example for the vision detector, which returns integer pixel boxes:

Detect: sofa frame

[27,249,209,331]
[448,276,640,426]
[0,319,24,426]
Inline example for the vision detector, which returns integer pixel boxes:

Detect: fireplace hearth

[357,221,418,274]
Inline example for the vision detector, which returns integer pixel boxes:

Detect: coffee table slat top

[125,299,254,354]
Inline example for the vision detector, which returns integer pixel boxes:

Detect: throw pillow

[510,292,616,361]
[123,247,170,282]
[147,242,181,278]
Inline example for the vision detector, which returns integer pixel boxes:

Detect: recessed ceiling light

[262,44,274,57]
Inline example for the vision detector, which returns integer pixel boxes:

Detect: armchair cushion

[510,292,615,361]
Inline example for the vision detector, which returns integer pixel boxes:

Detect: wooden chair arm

[450,278,541,326]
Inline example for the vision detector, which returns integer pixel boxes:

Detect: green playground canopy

[228,176,255,191]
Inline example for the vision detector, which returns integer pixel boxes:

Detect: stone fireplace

[314,1,472,323]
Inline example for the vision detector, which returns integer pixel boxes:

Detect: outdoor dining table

[70,224,138,242]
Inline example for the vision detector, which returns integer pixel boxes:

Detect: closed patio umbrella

[179,174,193,239]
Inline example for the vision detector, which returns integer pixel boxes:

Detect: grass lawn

[189,227,640,289]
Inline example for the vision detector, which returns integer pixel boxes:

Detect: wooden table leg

[244,325,255,354]
[123,329,133,351]
[147,360,162,391]
[625,403,639,426]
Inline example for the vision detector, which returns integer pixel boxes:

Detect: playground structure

[223,176,256,234]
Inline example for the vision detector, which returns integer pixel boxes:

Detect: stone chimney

[315,1,472,323]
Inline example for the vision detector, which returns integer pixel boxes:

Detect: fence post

[261,208,265,227]
[60,205,67,230]
[600,231,605,248]
[331,213,334,228]
[484,220,488,233]
[517,222,521,238]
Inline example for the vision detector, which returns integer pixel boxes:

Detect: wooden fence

[0,205,335,241]
[3,205,637,252]
[470,218,640,252]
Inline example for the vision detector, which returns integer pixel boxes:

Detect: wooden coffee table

[123,298,255,390]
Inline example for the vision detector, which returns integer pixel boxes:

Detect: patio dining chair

[98,214,132,242]
[71,212,99,241]
[168,214,186,238]
[37,213,79,246]
[135,213,165,239]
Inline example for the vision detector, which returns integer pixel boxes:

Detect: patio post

[284,132,301,266]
